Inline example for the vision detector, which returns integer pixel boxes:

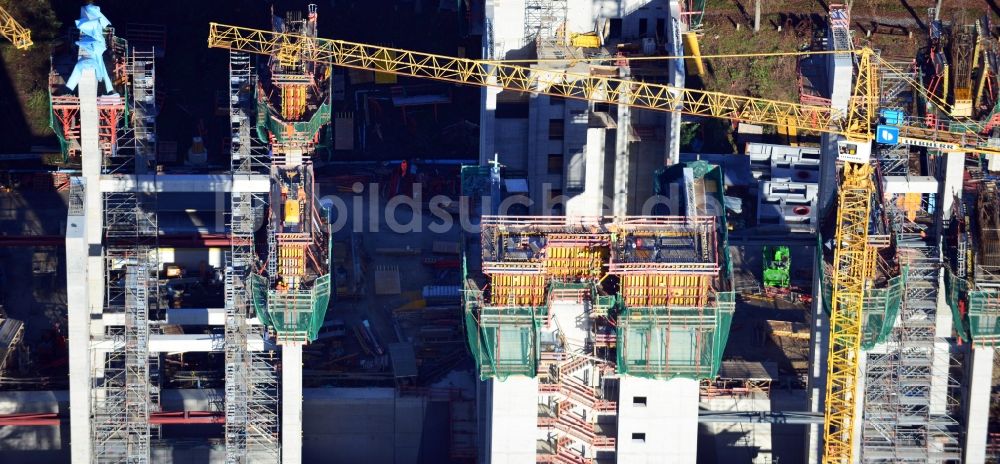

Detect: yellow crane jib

[207,23,1000,159]
[0,6,32,50]
[207,22,843,137]
[822,44,878,464]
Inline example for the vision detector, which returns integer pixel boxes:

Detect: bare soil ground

[697,0,998,101]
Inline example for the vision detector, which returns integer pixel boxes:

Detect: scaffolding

[225,50,280,463]
[130,49,156,173]
[464,280,546,380]
[966,289,1000,346]
[92,41,161,463]
[950,25,975,118]
[861,273,905,350]
[860,182,962,462]
[976,182,1000,285]
[523,0,566,45]
[95,194,159,464]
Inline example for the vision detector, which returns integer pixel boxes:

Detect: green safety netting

[249,273,332,342]
[861,272,904,349]
[460,165,491,198]
[255,94,331,147]
[689,0,705,29]
[615,291,735,380]
[48,95,71,162]
[463,292,546,381]
[944,269,970,342]
[967,288,1000,347]
[816,233,904,350]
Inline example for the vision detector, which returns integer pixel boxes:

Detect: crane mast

[0,6,31,50]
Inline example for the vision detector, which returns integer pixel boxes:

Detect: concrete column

[664,0,686,166]
[941,151,965,221]
[79,70,105,335]
[480,86,499,166]
[66,208,90,464]
[617,377,699,464]
[806,250,829,464]
[613,68,631,217]
[74,69,103,463]
[964,347,994,464]
[931,270,954,415]
[566,128,606,217]
[851,353,867,460]
[282,344,303,464]
[487,377,538,464]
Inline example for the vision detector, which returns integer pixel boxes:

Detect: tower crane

[0,6,32,50]
[205,22,985,464]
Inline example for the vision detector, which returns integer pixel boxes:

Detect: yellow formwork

[621,274,710,308]
[281,85,307,120]
[490,274,546,306]
[278,245,306,277]
[543,246,606,279]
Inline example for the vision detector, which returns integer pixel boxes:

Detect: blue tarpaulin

[65,5,114,93]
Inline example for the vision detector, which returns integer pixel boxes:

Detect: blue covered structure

[65,5,114,93]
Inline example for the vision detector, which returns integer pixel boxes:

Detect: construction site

[4,0,1000,463]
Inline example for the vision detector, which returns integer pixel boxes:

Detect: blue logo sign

[876,125,899,144]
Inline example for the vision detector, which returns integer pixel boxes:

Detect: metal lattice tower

[860,190,962,463]
[523,0,566,45]
[225,50,281,463]
[131,49,157,174]
[92,47,160,464]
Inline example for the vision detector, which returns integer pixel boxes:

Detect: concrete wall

[158,247,224,270]
[963,347,993,463]
[485,377,539,464]
[617,376,699,464]
[482,0,674,215]
[698,390,809,463]
[301,388,447,464]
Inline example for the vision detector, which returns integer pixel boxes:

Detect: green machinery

[763,246,791,289]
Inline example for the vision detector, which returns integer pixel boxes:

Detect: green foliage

[679,122,700,151]
[24,89,50,134]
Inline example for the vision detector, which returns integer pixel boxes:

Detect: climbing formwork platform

[463,280,546,380]
[615,291,735,380]
[607,215,733,380]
